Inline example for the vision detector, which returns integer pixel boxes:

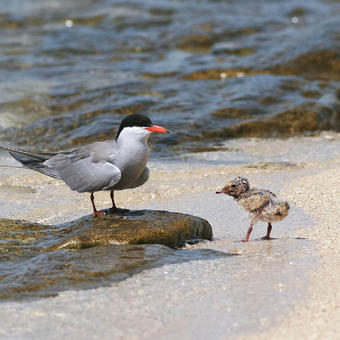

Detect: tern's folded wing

[44,154,121,193]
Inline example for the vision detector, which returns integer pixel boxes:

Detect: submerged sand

[0,135,339,339]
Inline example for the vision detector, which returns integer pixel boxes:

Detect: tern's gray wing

[44,141,121,193]
[1,141,121,192]
[116,167,150,190]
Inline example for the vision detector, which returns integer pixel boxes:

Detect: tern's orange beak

[146,125,172,133]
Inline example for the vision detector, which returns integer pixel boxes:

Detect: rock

[0,210,213,252]
[268,50,340,81]
[182,67,263,80]
[0,211,217,300]
[202,103,339,139]
[48,209,213,250]
[177,34,214,52]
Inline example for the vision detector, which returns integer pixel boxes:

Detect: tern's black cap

[116,114,152,140]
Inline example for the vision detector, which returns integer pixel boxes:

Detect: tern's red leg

[261,223,272,240]
[110,190,118,212]
[242,224,253,242]
[90,192,104,216]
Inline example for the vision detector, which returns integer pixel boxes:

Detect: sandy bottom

[0,135,339,339]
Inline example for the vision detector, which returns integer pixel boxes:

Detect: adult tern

[0,114,172,215]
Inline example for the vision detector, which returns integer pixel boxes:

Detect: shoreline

[0,136,339,338]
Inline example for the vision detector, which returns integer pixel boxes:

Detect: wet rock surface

[48,209,213,250]
[0,210,214,300]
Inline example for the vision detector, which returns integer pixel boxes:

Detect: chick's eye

[231,184,236,188]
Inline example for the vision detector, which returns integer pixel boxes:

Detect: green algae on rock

[202,103,339,140]
[182,68,266,80]
[268,50,340,81]
[182,50,340,81]
[211,107,254,120]
[177,34,214,52]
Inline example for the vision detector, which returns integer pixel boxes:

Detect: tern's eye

[231,184,236,188]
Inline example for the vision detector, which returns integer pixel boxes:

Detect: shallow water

[0,208,214,301]
[0,0,339,155]
[0,237,232,301]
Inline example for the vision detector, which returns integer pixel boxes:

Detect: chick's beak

[216,188,225,194]
[146,125,173,133]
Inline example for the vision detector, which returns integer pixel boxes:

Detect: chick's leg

[242,216,258,242]
[242,224,253,242]
[261,223,272,240]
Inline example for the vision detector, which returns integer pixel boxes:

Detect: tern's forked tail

[0,145,60,179]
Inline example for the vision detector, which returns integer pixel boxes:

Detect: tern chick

[216,177,289,242]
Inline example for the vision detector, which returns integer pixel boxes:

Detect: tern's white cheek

[118,126,150,141]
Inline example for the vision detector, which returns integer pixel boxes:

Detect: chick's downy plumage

[216,177,290,242]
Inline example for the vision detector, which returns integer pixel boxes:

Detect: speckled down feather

[236,188,290,223]
[216,176,290,242]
